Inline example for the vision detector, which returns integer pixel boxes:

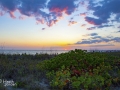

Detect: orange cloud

[54,20,58,24]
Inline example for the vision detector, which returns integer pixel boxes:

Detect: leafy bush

[38,49,120,90]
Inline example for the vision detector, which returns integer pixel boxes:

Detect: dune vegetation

[38,49,120,90]
[0,53,57,90]
[0,49,120,90]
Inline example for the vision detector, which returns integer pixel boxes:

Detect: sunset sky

[0,0,120,50]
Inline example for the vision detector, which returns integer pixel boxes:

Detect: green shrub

[38,49,120,89]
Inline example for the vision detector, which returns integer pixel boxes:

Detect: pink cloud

[36,18,45,24]
[9,11,16,19]
[85,18,97,25]
[47,20,55,27]
[50,7,67,14]
[50,7,71,16]
[81,24,86,27]
[68,21,77,26]
[0,11,4,16]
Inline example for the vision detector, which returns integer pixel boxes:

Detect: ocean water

[0,49,120,55]
[0,50,70,55]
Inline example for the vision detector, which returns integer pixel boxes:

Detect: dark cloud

[0,0,16,11]
[75,39,103,44]
[85,0,120,28]
[91,36,102,39]
[114,30,120,33]
[42,28,45,30]
[48,0,77,15]
[87,25,114,30]
[0,0,17,18]
[0,0,48,20]
[0,0,78,27]
[118,26,120,28]
[112,37,120,42]
[97,25,114,28]
[1,0,120,29]
[117,30,120,32]
[90,44,115,47]
[87,27,96,30]
[90,33,98,36]
[18,0,47,16]
[83,33,98,36]
[85,17,107,25]
[47,0,78,26]
[75,36,120,44]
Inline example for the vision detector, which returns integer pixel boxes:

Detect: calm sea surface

[0,49,120,55]
[0,50,70,55]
